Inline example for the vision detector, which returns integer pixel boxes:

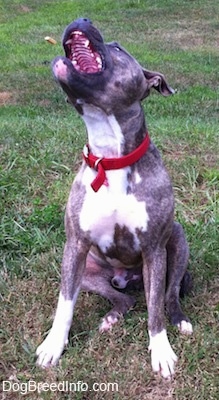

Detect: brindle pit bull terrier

[36,18,193,378]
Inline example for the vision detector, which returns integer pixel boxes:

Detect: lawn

[0,0,218,399]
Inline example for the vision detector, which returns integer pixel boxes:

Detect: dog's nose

[74,18,92,26]
[111,278,119,288]
[111,277,127,289]
[82,18,92,23]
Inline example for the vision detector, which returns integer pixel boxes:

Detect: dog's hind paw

[36,332,67,368]
[99,312,120,333]
[177,320,193,335]
[149,329,178,379]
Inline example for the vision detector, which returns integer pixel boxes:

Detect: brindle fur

[36,18,192,377]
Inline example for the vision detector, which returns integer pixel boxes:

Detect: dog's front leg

[143,247,177,379]
[36,237,89,368]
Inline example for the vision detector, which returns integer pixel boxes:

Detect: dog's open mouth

[64,30,103,74]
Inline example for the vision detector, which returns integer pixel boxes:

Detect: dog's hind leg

[81,254,136,332]
[165,222,193,335]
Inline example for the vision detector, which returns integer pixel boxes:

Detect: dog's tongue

[70,31,102,73]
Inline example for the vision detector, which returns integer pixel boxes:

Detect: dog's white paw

[36,332,67,368]
[99,314,119,333]
[149,329,178,379]
[177,320,193,335]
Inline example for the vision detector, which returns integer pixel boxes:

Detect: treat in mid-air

[44,36,57,45]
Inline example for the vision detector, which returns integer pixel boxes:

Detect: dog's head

[52,18,174,114]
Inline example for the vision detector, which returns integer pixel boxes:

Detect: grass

[0,0,218,398]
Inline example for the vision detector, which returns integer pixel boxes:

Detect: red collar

[83,133,150,192]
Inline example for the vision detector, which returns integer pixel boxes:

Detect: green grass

[0,0,218,399]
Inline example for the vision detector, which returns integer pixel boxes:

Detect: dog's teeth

[84,39,90,48]
[96,56,102,66]
[73,30,83,36]
[65,39,72,45]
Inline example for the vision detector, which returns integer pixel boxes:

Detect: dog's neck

[81,104,124,158]
[81,102,146,158]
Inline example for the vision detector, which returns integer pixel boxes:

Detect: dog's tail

[179,271,193,298]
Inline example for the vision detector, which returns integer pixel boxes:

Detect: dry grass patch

[0,92,17,106]
[154,21,219,51]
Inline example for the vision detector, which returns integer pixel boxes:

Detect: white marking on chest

[134,171,142,184]
[78,103,149,253]
[79,169,149,252]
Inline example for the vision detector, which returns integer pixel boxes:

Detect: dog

[36,18,193,378]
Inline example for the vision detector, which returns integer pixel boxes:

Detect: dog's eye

[111,41,121,51]
[109,41,121,52]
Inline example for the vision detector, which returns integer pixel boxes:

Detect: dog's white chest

[79,168,149,253]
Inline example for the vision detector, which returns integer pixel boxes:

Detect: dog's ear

[142,68,175,97]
